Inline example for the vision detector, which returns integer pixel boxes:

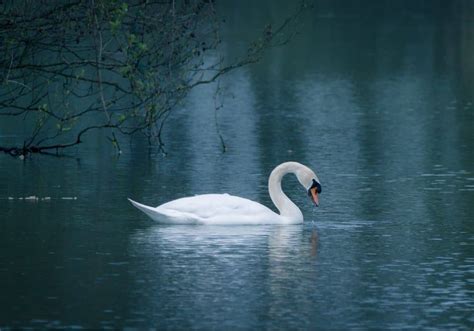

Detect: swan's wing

[157,194,279,224]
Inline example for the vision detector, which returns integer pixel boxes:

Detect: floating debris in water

[1,196,77,201]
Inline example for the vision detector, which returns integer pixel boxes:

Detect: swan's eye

[307,179,322,195]
[316,183,322,194]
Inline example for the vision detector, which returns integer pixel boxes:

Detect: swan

[128,161,322,225]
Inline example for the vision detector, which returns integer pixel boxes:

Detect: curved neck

[268,163,303,221]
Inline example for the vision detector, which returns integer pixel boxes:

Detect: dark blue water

[1,1,473,329]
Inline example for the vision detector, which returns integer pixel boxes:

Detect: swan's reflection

[128,224,317,324]
[311,227,319,257]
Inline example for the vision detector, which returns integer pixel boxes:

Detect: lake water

[1,1,473,329]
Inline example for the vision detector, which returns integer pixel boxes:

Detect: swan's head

[294,165,322,207]
[307,179,322,207]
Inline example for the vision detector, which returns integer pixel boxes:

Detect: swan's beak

[310,187,319,207]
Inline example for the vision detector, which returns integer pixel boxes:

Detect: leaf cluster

[0,0,306,156]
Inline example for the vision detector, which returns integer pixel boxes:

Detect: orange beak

[310,187,319,207]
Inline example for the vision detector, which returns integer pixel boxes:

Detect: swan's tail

[128,198,198,224]
[128,198,162,221]
[128,198,192,224]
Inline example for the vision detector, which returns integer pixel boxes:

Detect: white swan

[128,161,322,225]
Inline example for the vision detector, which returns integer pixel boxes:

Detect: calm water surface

[1,1,473,329]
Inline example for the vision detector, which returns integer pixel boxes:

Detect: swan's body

[129,194,283,225]
[128,162,321,225]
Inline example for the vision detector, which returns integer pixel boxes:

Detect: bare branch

[0,0,307,157]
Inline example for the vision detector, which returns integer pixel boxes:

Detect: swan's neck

[268,163,304,221]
